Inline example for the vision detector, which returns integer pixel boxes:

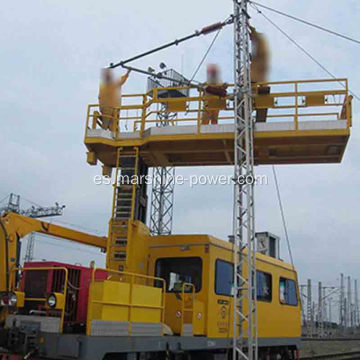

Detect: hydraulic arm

[0,212,107,294]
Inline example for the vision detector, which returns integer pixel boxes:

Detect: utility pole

[328,297,332,337]
[355,279,359,328]
[347,276,352,332]
[232,0,257,359]
[1,193,65,262]
[300,284,307,328]
[318,282,324,337]
[323,286,327,336]
[311,301,316,336]
[306,279,312,337]
[340,273,345,333]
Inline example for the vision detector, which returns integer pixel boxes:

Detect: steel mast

[232,0,257,359]
[149,106,176,236]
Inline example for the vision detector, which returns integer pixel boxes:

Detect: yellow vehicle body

[147,234,301,340]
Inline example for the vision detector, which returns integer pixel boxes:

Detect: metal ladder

[107,147,139,271]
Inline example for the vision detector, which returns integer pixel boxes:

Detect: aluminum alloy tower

[232,0,257,359]
[149,106,176,235]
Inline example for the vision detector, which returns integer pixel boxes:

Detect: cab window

[257,271,272,302]
[155,257,202,293]
[215,260,233,296]
[279,277,298,306]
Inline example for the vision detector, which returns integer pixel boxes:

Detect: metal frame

[149,105,176,236]
[11,266,69,333]
[24,232,36,263]
[232,0,257,359]
[85,78,351,138]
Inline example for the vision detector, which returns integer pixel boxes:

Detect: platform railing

[85,78,352,140]
[87,267,166,336]
[11,266,69,333]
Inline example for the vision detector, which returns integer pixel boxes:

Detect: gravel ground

[301,340,360,357]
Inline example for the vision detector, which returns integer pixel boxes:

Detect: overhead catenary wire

[36,235,104,255]
[249,1,360,46]
[109,16,233,69]
[0,194,10,205]
[250,3,360,102]
[190,27,223,82]
[272,165,295,268]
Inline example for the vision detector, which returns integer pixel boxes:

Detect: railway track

[302,338,360,342]
[301,350,360,359]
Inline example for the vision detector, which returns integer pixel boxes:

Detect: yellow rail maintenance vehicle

[0,214,301,359]
[0,5,354,360]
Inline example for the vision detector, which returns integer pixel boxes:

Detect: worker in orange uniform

[250,26,269,84]
[250,26,270,123]
[201,64,228,125]
[97,68,131,131]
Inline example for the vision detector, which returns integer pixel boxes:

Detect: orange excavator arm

[0,212,107,293]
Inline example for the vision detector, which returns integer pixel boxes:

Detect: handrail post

[181,284,185,335]
[346,80,352,128]
[115,107,120,139]
[180,282,195,336]
[197,89,202,134]
[140,95,147,137]
[295,82,299,131]
[128,273,134,336]
[59,268,68,333]
[162,281,166,335]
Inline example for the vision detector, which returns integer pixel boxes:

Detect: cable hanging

[249,1,360,46]
[272,165,295,268]
[190,27,223,81]
[250,3,360,102]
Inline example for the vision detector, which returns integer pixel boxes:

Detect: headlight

[0,294,9,306]
[47,294,57,308]
[8,293,17,307]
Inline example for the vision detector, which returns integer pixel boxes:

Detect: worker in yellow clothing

[250,26,269,84]
[201,64,228,125]
[97,68,131,131]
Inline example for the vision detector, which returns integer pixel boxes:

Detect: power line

[51,219,103,235]
[21,196,43,208]
[250,3,360,102]
[249,1,360,46]
[272,165,294,268]
[190,27,222,81]
[0,194,9,205]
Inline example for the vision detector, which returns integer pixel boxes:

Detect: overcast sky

[1,0,360,310]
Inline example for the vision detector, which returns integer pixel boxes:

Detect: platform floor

[85,120,350,167]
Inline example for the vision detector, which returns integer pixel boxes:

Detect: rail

[180,282,195,336]
[87,267,166,336]
[85,78,352,140]
[11,266,68,333]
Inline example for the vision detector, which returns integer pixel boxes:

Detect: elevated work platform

[85,78,352,167]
